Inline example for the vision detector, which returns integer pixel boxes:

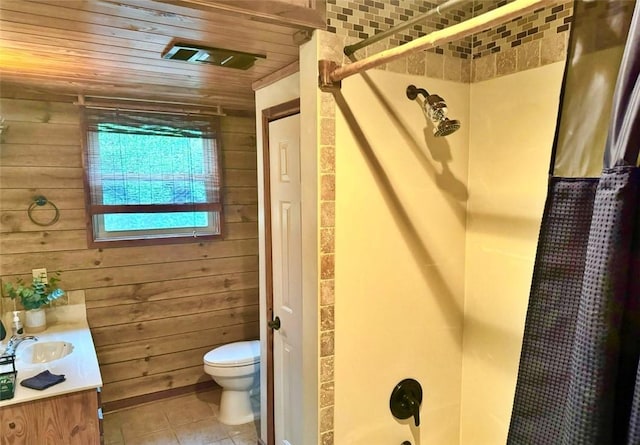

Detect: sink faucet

[5,335,38,356]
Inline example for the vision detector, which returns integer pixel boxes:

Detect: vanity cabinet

[0,389,101,444]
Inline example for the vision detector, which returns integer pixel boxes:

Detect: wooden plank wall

[0,97,260,406]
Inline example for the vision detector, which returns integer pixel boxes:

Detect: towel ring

[27,196,60,226]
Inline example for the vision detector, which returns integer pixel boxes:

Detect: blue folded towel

[20,370,65,390]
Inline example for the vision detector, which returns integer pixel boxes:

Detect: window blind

[82,107,223,245]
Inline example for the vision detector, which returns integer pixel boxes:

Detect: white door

[269,114,303,445]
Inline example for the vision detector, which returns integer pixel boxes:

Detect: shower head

[434,118,461,137]
[433,117,460,136]
[406,85,461,137]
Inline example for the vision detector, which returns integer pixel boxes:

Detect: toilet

[203,340,260,425]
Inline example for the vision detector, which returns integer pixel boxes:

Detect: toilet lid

[204,340,260,367]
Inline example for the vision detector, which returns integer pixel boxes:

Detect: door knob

[268,316,281,330]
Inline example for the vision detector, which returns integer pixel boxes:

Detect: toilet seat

[204,340,260,368]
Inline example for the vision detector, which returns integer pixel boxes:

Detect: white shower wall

[332,61,565,444]
[334,70,470,445]
[461,62,565,444]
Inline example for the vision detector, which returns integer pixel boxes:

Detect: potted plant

[3,273,65,333]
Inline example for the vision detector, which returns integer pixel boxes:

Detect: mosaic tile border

[470,1,573,60]
[327,0,473,59]
[328,0,577,81]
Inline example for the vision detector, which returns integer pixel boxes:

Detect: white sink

[20,341,74,364]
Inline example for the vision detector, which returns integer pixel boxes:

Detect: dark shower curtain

[508,1,639,444]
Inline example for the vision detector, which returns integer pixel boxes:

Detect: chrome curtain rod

[343,0,469,56]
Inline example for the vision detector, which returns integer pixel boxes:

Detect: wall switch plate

[32,268,47,283]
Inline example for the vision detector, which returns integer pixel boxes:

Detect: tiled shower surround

[327,0,575,82]
[320,2,574,444]
[319,1,634,444]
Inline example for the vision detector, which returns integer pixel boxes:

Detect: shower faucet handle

[390,378,423,427]
[403,392,420,427]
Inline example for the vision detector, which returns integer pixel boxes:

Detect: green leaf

[3,274,65,310]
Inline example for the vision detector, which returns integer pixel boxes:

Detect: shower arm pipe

[343,0,469,56]
[320,0,552,88]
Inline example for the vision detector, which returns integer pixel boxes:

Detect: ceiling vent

[162,42,266,70]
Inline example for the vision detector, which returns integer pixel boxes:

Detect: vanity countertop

[0,304,103,407]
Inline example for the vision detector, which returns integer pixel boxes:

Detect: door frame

[260,98,300,445]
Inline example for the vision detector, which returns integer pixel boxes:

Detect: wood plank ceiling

[0,0,326,115]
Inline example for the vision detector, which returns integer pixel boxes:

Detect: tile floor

[103,389,259,445]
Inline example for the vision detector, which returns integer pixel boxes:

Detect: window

[82,107,223,247]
